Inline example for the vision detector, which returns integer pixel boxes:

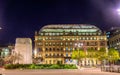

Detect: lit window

[70,42,72,45]
[65,33,68,35]
[66,53,68,57]
[78,33,81,35]
[60,33,63,35]
[60,37,63,40]
[86,33,88,35]
[38,43,42,45]
[79,37,81,40]
[83,37,85,40]
[70,59,72,62]
[98,33,101,35]
[45,37,48,40]
[81,37,83,40]
[57,33,59,35]
[66,47,68,50]
[53,33,55,35]
[49,42,52,46]
[94,37,97,40]
[35,38,38,40]
[49,33,52,36]
[39,37,42,40]
[100,37,103,40]
[61,42,63,45]
[90,33,92,35]
[70,48,72,51]
[45,43,48,46]
[49,37,51,40]
[94,33,96,35]
[66,42,68,46]
[91,37,92,40]
[87,37,89,40]
[65,59,68,62]
[41,33,43,35]
[45,33,48,35]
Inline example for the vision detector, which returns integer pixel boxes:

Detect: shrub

[49,64,60,69]
[29,64,36,69]
[4,64,77,69]
[64,64,77,69]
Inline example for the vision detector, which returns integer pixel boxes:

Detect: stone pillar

[15,38,32,64]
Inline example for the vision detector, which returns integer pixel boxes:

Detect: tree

[72,49,86,66]
[86,48,98,66]
[4,52,23,64]
[97,48,107,66]
[108,48,120,65]
[87,48,97,58]
[0,57,4,66]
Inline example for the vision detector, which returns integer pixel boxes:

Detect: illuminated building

[34,24,107,66]
[0,45,14,58]
[0,44,14,66]
[107,27,120,54]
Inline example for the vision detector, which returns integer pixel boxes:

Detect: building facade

[107,27,120,55]
[0,45,14,58]
[0,45,14,66]
[34,24,107,66]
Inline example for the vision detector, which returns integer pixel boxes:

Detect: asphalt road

[0,68,120,75]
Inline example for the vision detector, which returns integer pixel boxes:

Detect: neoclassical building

[34,24,107,66]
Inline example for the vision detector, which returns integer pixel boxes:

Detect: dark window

[53,48,55,51]
[61,48,63,51]
[57,48,59,51]
[46,48,48,51]
[49,48,52,51]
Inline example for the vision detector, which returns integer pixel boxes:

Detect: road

[0,68,120,75]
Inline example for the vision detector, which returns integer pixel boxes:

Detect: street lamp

[117,9,120,15]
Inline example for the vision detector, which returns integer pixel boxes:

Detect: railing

[45,56,64,58]
[101,65,120,73]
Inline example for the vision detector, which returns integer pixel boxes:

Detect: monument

[15,38,32,64]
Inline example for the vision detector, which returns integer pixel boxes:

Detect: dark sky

[0,0,120,44]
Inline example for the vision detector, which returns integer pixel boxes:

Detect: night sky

[0,0,120,45]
